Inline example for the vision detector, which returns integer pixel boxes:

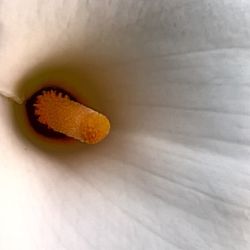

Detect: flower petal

[0,1,250,250]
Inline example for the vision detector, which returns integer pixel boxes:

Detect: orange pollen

[33,90,110,144]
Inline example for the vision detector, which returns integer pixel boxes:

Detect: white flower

[0,1,250,250]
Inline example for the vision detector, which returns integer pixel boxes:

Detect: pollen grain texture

[34,90,110,144]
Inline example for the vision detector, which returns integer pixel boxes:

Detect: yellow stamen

[34,90,110,144]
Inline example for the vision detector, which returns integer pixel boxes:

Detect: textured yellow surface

[34,90,110,144]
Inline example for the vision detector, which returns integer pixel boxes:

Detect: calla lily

[0,1,250,249]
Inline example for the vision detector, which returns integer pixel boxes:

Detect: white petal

[0,1,250,250]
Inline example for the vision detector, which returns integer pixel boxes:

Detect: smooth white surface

[0,1,250,249]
